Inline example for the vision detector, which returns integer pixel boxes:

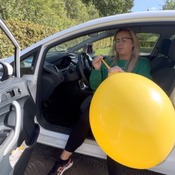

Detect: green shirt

[89,57,152,91]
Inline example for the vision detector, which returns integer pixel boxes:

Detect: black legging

[107,156,144,175]
[65,95,92,152]
[107,156,123,175]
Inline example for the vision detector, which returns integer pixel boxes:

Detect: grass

[95,47,152,56]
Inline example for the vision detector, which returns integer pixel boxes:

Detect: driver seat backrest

[150,39,174,73]
[152,68,175,96]
[160,39,171,57]
[167,39,175,64]
[80,95,93,113]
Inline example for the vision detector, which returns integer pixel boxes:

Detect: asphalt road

[24,143,164,175]
[24,143,108,175]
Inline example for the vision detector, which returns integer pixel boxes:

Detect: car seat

[150,39,175,73]
[167,39,175,66]
[159,39,171,57]
[152,68,175,96]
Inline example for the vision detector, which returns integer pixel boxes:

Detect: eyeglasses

[114,37,132,45]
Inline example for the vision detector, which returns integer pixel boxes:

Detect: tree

[0,0,99,29]
[162,0,175,10]
[64,0,99,23]
[82,0,134,17]
[0,0,17,20]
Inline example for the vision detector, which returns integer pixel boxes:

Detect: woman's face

[115,31,134,60]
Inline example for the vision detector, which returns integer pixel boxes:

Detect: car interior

[20,23,175,140]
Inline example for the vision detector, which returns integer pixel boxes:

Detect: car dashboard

[41,52,82,101]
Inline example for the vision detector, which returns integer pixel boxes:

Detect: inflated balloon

[90,73,175,169]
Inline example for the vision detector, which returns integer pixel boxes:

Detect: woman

[90,28,152,90]
[90,28,152,175]
[47,28,152,175]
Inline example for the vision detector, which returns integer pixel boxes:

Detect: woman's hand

[92,55,103,70]
[108,66,124,76]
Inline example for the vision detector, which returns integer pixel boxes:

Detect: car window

[20,51,38,75]
[87,33,160,57]
[45,31,160,63]
[21,56,33,68]
[170,34,175,40]
[137,33,160,55]
[92,37,113,56]
[45,31,114,62]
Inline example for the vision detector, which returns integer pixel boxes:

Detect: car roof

[19,10,175,56]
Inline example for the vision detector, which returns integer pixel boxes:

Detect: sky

[132,0,165,12]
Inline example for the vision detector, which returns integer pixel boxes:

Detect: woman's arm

[89,69,103,90]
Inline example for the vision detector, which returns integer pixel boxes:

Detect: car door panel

[0,77,39,175]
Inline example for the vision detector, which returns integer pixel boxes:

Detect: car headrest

[160,39,171,57]
[168,39,175,61]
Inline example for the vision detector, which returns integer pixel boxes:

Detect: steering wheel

[77,52,92,86]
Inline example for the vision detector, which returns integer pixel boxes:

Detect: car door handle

[3,101,22,156]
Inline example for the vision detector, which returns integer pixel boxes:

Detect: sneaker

[47,157,73,175]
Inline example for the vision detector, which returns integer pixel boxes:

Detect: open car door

[0,19,39,175]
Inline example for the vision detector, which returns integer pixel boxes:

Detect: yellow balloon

[90,73,175,169]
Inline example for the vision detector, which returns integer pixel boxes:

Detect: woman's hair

[109,28,140,72]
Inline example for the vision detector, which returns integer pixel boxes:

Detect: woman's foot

[47,157,73,175]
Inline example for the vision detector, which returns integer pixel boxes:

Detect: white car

[1,10,175,175]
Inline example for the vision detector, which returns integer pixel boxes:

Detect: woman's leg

[107,156,123,175]
[107,156,142,175]
[47,96,92,175]
[64,95,92,154]
[64,107,90,153]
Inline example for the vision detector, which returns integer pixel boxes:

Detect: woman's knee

[79,108,89,124]
[80,95,93,113]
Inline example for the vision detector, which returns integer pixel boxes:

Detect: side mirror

[0,62,13,81]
